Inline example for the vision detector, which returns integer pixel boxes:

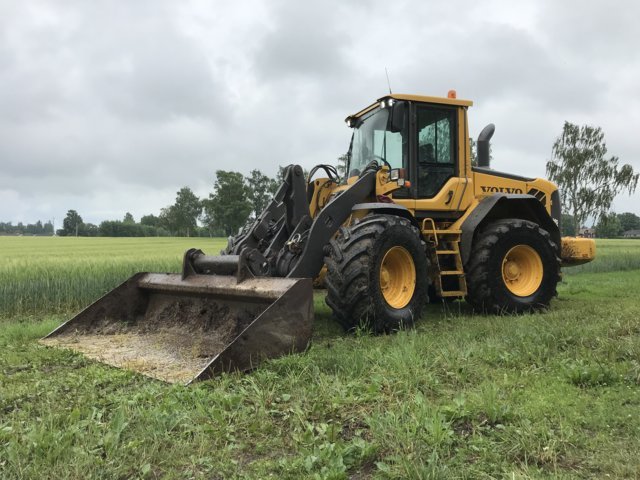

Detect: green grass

[1,238,640,478]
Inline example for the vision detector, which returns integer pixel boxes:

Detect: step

[423,233,462,238]
[435,250,458,255]
[439,290,466,297]
[440,270,464,275]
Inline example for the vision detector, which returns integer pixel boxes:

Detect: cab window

[416,106,456,198]
[373,128,404,168]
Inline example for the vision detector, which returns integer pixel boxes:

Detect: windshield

[347,106,406,178]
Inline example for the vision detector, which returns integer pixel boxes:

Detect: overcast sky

[2,0,639,226]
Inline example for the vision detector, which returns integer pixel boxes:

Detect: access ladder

[421,219,467,298]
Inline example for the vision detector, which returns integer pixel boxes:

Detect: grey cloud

[253,1,353,81]
[0,1,230,124]
[403,22,605,113]
[86,31,226,122]
[541,1,640,64]
[1,0,639,225]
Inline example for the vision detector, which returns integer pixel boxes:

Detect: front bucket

[40,273,313,384]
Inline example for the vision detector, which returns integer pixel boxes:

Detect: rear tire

[324,215,429,333]
[465,218,560,313]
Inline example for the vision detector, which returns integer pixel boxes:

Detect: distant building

[578,227,596,238]
[623,229,640,238]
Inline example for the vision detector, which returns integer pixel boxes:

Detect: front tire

[324,215,429,333]
[465,218,560,313]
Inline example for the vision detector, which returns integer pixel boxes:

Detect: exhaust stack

[477,123,495,168]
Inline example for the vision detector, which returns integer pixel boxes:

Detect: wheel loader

[42,91,596,384]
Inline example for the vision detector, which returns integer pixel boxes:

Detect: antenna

[385,67,392,94]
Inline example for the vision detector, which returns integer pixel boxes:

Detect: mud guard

[460,194,561,265]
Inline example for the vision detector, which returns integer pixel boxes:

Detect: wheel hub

[501,245,543,297]
[504,261,520,280]
[379,246,416,309]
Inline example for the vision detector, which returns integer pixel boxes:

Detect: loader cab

[346,93,473,210]
[346,99,408,179]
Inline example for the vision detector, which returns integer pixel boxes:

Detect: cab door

[412,103,463,213]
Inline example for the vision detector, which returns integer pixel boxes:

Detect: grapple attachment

[41,271,313,384]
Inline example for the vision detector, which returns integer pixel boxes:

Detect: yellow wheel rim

[501,245,543,297]
[380,246,416,309]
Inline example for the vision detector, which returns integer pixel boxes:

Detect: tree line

[560,212,640,238]
[53,168,286,238]
[594,212,640,238]
[0,220,54,236]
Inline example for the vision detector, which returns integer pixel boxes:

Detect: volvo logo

[480,186,523,194]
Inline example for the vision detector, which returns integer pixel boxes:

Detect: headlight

[389,168,405,181]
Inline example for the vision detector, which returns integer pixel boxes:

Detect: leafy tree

[595,213,622,238]
[160,187,202,236]
[61,210,83,236]
[82,223,99,237]
[199,213,226,237]
[246,169,278,218]
[617,212,640,233]
[174,187,202,236]
[202,171,252,236]
[123,212,135,225]
[140,214,160,227]
[546,122,638,235]
[159,206,178,235]
[43,220,54,235]
[561,214,576,237]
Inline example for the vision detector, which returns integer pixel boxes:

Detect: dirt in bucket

[41,292,268,384]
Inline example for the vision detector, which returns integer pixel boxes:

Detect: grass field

[1,237,640,478]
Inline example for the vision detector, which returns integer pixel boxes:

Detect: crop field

[1,237,640,479]
[0,237,228,317]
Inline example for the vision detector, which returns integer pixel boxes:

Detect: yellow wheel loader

[42,91,595,384]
